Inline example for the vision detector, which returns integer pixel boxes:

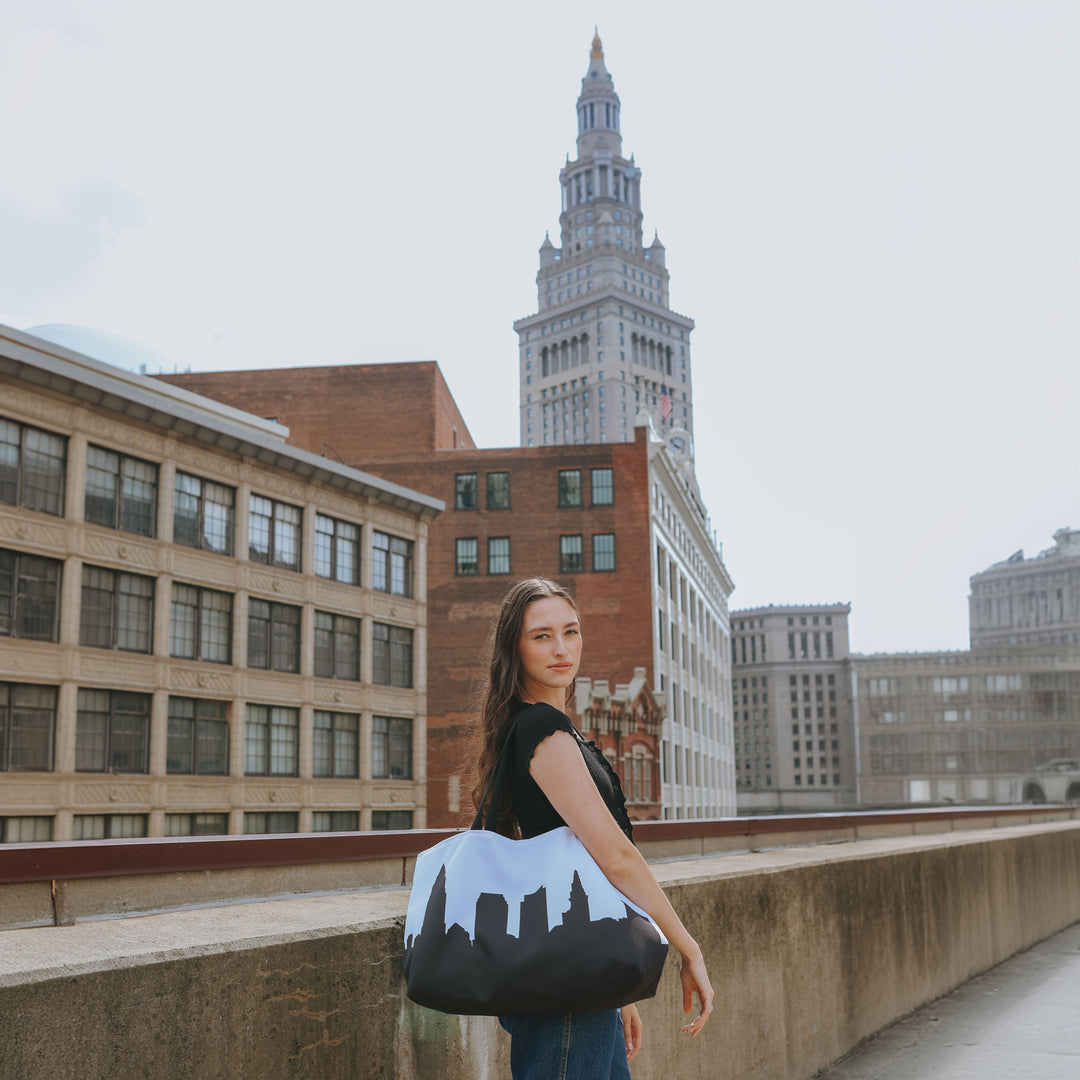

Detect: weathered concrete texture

[818,921,1080,1080]
[1,822,1079,1080]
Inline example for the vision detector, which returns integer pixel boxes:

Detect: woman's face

[517,595,582,704]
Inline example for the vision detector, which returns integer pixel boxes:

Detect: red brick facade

[158,364,662,826]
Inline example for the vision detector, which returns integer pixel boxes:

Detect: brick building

[0,325,439,843]
[160,362,737,824]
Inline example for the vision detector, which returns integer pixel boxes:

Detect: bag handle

[471,714,522,832]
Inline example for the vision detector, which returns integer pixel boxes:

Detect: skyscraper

[515,33,696,455]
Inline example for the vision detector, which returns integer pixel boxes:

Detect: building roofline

[733,603,852,616]
[0,324,444,520]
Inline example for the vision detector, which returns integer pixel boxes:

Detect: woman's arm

[529,730,714,1035]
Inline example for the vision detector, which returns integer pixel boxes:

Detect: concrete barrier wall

[2,820,1078,1080]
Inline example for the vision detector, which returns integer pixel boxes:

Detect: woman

[472,577,714,1079]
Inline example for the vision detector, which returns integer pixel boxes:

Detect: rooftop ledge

[1,813,1078,1080]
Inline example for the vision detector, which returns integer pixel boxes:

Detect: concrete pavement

[818,921,1080,1080]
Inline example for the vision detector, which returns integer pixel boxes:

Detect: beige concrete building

[0,324,441,842]
[730,604,856,811]
[969,527,1080,648]
[853,645,1080,806]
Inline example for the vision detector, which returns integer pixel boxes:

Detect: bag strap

[470,713,521,832]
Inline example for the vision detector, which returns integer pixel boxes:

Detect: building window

[0,682,56,771]
[73,814,147,839]
[0,550,61,642]
[0,418,65,516]
[75,689,151,772]
[372,531,413,597]
[455,473,478,510]
[868,677,898,696]
[244,811,298,834]
[591,467,614,505]
[166,697,229,774]
[313,514,360,584]
[372,623,413,688]
[313,711,360,778]
[558,469,583,507]
[1,816,53,842]
[248,494,301,570]
[486,471,511,510]
[84,446,157,536]
[986,674,1022,692]
[592,533,616,572]
[247,600,300,673]
[244,704,298,776]
[169,584,232,663]
[932,677,969,694]
[314,612,361,681]
[173,473,234,555]
[372,716,413,779]
[313,811,360,832]
[164,813,228,836]
[371,809,413,830]
[455,537,479,576]
[80,565,154,653]
[559,534,584,573]
[942,709,971,723]
[488,537,511,575]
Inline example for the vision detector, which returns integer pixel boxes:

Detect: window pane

[166,698,195,773]
[6,684,56,771]
[313,711,332,777]
[488,537,510,575]
[247,599,270,669]
[271,604,300,673]
[333,714,359,778]
[593,533,616,572]
[18,555,60,641]
[455,473,478,510]
[455,538,478,576]
[591,468,613,505]
[372,623,389,685]
[248,495,272,562]
[199,590,232,663]
[314,515,334,578]
[110,692,150,772]
[0,420,18,505]
[75,689,109,771]
[84,446,119,526]
[120,458,157,536]
[314,611,334,678]
[22,428,65,516]
[558,470,582,507]
[245,705,268,774]
[334,616,360,681]
[559,535,584,573]
[115,574,153,653]
[201,482,234,554]
[81,565,114,648]
[269,707,297,775]
[195,702,229,775]
[486,472,510,510]
[173,473,202,548]
[273,502,300,569]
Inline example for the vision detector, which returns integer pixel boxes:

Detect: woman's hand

[621,1003,643,1062]
[679,948,714,1037]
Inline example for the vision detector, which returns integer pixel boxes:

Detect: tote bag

[402,720,668,1015]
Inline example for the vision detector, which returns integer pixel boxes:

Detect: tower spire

[591,27,603,59]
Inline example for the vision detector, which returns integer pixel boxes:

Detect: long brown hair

[470,577,579,836]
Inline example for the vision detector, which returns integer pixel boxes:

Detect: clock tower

[514,32,696,453]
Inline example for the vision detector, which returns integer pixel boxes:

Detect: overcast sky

[2,0,1077,654]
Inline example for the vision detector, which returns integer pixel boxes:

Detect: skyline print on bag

[403,826,668,1015]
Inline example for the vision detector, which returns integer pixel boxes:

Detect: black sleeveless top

[506,702,634,842]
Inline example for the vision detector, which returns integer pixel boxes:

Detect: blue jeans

[498,1009,632,1080]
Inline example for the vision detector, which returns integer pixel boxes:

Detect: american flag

[659,384,672,418]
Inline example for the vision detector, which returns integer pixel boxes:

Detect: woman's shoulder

[514,702,577,746]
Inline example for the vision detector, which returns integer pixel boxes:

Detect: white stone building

[514,32,696,452]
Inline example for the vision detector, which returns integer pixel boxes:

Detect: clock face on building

[667,429,691,457]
